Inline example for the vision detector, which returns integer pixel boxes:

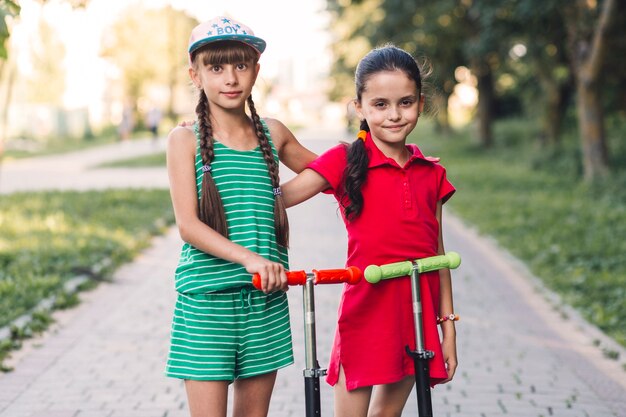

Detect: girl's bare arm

[281,168,329,208]
[436,201,458,383]
[264,118,318,173]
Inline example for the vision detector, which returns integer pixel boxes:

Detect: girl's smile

[221,90,244,99]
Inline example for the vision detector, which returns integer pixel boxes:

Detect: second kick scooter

[253,266,362,417]
[364,252,461,417]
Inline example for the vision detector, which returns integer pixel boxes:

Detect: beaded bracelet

[436,314,459,324]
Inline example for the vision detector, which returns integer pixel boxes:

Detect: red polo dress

[307,135,455,391]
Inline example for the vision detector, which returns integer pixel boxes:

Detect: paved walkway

[0,131,625,417]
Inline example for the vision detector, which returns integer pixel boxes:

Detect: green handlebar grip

[364,252,461,284]
[416,252,461,273]
[364,261,413,284]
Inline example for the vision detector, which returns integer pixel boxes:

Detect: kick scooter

[364,252,461,417]
[253,266,362,417]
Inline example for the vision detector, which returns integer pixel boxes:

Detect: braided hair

[342,44,425,222]
[191,40,289,247]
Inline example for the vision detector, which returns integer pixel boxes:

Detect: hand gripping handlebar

[252,266,362,290]
[364,252,461,284]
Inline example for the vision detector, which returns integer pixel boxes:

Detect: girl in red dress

[282,44,458,417]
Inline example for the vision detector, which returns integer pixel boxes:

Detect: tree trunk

[0,59,5,160]
[564,0,616,180]
[532,53,570,147]
[433,92,451,136]
[0,60,16,155]
[576,79,608,180]
[540,79,562,146]
[0,59,16,189]
[472,59,494,148]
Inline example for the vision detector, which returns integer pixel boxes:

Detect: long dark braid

[247,95,289,248]
[342,119,370,221]
[342,44,424,221]
[196,90,229,237]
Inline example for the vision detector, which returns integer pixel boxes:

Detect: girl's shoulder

[321,142,349,158]
[261,117,292,148]
[310,143,348,169]
[167,125,197,154]
[168,124,196,141]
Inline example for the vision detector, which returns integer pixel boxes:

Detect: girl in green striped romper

[165,16,317,417]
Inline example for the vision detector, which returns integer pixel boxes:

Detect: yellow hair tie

[356,130,367,141]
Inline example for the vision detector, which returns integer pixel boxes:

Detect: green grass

[0,189,175,328]
[411,118,626,347]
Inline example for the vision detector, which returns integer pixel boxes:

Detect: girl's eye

[374,101,387,108]
[210,65,222,73]
[401,99,415,107]
[236,63,248,70]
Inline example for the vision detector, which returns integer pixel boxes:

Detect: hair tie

[273,187,282,196]
[356,130,367,142]
[202,164,212,173]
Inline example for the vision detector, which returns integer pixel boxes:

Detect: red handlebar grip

[286,270,308,285]
[313,266,362,285]
[252,270,308,289]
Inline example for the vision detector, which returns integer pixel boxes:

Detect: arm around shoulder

[263,117,317,173]
[281,168,329,208]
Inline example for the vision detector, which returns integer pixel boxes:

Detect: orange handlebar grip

[252,270,308,290]
[313,266,362,285]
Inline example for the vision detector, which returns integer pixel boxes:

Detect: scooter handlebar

[252,270,307,290]
[252,267,362,290]
[364,252,461,284]
[314,266,362,285]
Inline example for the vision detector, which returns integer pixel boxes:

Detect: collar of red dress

[362,130,440,168]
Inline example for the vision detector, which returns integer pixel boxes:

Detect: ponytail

[342,120,370,221]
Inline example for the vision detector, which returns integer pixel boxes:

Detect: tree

[0,0,19,59]
[563,0,617,180]
[0,0,19,158]
[25,16,65,104]
[100,5,197,122]
[325,0,381,102]
[0,0,87,162]
[509,0,574,146]
[1,0,86,60]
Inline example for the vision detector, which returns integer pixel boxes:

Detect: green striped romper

[165,121,294,381]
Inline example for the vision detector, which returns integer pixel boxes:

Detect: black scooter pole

[406,263,434,417]
[303,276,324,417]
[364,252,461,417]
